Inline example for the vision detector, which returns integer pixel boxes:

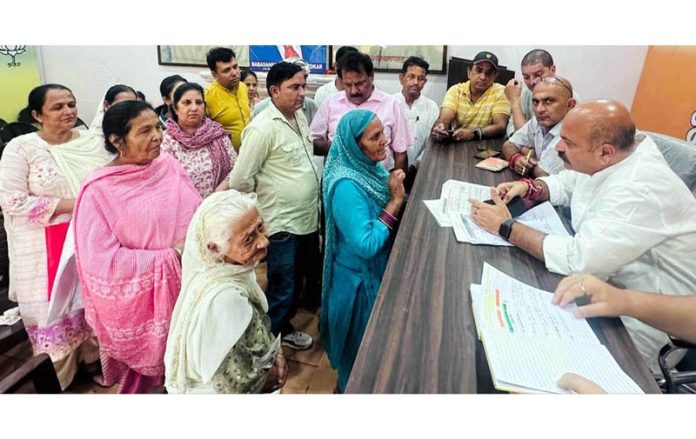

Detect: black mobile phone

[484,195,529,218]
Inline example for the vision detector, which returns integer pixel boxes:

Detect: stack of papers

[423,179,570,245]
[470,263,644,394]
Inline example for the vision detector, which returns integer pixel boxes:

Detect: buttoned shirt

[393,91,439,164]
[539,135,696,371]
[310,88,413,171]
[509,118,566,175]
[313,79,339,107]
[229,103,319,236]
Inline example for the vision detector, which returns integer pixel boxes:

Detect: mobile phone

[446,129,454,137]
[484,195,529,218]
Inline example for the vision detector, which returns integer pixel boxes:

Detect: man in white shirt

[313,46,358,107]
[469,100,696,372]
[392,56,439,166]
[501,76,575,177]
[505,49,580,136]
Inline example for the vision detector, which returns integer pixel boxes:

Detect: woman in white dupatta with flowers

[164,189,287,393]
[0,83,112,389]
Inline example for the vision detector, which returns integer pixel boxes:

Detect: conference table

[345,138,661,394]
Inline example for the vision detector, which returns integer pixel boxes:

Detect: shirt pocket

[280,140,307,168]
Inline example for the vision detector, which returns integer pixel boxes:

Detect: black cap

[472,51,499,71]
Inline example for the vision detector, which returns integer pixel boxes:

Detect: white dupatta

[45,128,113,323]
[164,190,270,393]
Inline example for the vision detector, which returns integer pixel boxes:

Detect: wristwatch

[498,218,517,240]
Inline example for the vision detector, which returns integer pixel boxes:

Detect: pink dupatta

[73,154,202,380]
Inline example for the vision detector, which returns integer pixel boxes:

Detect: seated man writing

[430,51,511,143]
[501,76,575,177]
[469,100,696,372]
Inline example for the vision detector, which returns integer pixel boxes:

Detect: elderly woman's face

[223,208,268,266]
[358,117,387,163]
[116,109,163,165]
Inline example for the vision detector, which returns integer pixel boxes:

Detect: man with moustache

[393,56,439,166]
[505,49,580,136]
[310,51,412,172]
[501,76,576,177]
[468,100,696,373]
[431,51,510,142]
[229,62,320,351]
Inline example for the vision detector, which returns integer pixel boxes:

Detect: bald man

[469,100,696,372]
[502,76,576,177]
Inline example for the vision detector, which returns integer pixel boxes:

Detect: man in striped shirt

[431,51,511,143]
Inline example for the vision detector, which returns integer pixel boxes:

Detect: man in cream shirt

[469,100,696,372]
[229,62,320,351]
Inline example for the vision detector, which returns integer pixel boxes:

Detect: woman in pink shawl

[73,100,202,393]
[161,82,237,198]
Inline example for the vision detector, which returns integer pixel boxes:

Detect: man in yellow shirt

[204,47,251,151]
[431,51,511,142]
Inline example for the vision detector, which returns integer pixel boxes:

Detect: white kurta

[539,135,696,372]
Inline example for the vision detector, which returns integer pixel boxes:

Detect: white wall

[373,46,649,111]
[39,45,648,124]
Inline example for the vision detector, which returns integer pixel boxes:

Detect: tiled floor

[1,262,337,394]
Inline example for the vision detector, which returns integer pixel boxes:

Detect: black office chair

[658,337,696,394]
[74,117,88,129]
[0,121,38,144]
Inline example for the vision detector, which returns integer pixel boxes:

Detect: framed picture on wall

[157,45,250,68]
[330,45,447,74]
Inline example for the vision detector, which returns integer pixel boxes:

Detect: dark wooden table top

[345,138,661,394]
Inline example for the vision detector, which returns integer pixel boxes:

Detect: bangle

[476,127,484,140]
[378,209,399,230]
[509,152,523,171]
[520,177,544,202]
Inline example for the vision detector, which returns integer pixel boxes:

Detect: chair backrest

[644,131,696,191]
[0,353,62,393]
[0,121,39,144]
[447,57,516,89]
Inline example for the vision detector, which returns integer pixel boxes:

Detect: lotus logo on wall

[0,45,27,67]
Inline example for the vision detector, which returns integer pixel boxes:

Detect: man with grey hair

[469,100,696,373]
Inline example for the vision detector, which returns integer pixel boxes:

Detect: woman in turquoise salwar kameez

[321,109,406,392]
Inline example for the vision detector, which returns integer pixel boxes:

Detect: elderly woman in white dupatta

[164,189,288,393]
[0,83,113,389]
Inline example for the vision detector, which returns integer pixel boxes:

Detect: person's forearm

[51,198,74,219]
[626,292,696,343]
[393,152,408,172]
[508,222,546,261]
[384,197,404,218]
[501,141,520,161]
[313,138,330,156]
[510,99,527,131]
[482,121,507,139]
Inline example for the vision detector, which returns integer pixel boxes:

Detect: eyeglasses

[539,76,573,96]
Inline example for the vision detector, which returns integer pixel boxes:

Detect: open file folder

[470,263,644,394]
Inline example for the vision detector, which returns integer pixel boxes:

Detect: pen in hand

[521,150,532,175]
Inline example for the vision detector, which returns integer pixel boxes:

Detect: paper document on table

[477,262,598,343]
[472,262,644,394]
[422,199,451,227]
[483,332,644,394]
[440,180,491,218]
[452,201,570,245]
